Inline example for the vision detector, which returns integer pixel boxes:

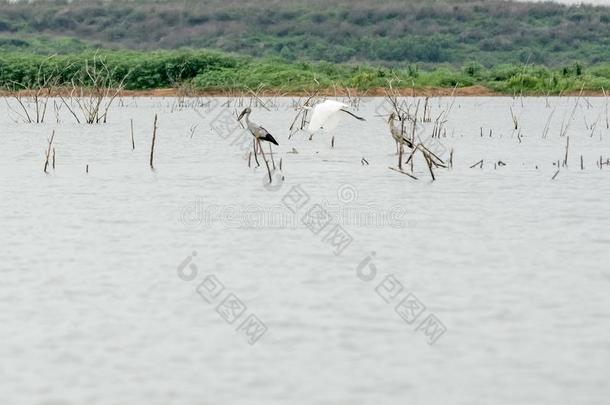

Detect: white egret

[237,107,279,182]
[306,100,365,145]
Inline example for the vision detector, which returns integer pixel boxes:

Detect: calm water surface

[0,96,609,405]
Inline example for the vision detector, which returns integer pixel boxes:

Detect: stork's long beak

[237,109,247,121]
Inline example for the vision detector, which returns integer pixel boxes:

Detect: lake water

[1,96,609,405]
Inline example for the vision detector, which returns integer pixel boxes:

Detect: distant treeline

[1,50,610,94]
[0,0,609,66]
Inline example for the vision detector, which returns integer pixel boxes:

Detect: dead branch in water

[542,108,555,139]
[603,88,609,129]
[559,86,584,137]
[510,106,519,130]
[288,87,322,138]
[382,80,442,178]
[389,166,418,180]
[469,159,484,169]
[60,55,131,124]
[246,84,272,111]
[150,114,158,170]
[4,56,63,123]
[43,130,56,174]
[130,118,135,150]
[424,153,436,181]
[423,96,431,122]
[58,93,81,124]
[551,170,560,180]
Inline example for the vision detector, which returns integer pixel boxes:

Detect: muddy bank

[1,86,607,98]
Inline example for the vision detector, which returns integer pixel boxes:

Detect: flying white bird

[306,100,366,137]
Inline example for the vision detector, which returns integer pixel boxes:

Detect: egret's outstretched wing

[307,100,349,132]
[340,109,366,121]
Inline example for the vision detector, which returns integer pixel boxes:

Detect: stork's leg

[398,143,404,171]
[395,141,399,155]
[410,146,415,172]
[331,136,335,148]
[268,142,276,170]
[258,139,273,183]
[252,139,260,167]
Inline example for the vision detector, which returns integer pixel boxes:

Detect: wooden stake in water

[389,166,417,180]
[424,153,436,181]
[43,130,56,174]
[552,170,560,180]
[131,118,135,150]
[563,136,570,167]
[469,159,483,169]
[52,148,56,170]
[510,106,518,130]
[150,114,158,170]
[603,87,609,129]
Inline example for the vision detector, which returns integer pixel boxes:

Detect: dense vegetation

[0,0,610,67]
[2,50,609,94]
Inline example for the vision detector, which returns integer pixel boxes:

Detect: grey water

[1,96,609,405]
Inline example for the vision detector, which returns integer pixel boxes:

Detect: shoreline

[0,86,607,97]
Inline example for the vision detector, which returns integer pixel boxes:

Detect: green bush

[1,48,610,94]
